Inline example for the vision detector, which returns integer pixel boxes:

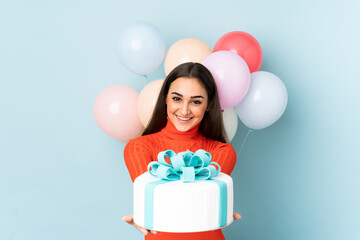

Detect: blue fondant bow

[147,149,221,183]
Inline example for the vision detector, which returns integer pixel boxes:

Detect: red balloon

[214,31,262,73]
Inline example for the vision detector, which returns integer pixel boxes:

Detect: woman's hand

[222,212,242,230]
[233,212,242,220]
[122,215,158,235]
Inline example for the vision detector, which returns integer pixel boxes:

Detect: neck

[158,117,204,140]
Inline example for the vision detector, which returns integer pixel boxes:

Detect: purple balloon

[203,51,250,110]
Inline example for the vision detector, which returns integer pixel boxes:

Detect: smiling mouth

[175,114,193,121]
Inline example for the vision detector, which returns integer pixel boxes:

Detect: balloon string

[143,75,148,87]
[238,129,253,155]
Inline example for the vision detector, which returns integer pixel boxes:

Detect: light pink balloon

[203,51,250,110]
[164,38,212,76]
[137,79,164,127]
[94,85,142,142]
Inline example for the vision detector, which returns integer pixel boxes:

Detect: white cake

[133,171,234,233]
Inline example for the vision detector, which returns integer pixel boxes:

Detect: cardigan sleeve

[210,143,237,175]
[123,139,154,182]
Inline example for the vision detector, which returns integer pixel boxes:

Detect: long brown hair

[142,62,227,143]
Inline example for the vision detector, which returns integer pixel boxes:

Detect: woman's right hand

[122,215,158,235]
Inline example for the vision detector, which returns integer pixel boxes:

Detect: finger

[122,215,133,223]
[150,230,158,234]
[137,226,149,235]
[233,213,242,220]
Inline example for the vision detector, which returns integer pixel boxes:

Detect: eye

[192,100,202,105]
[172,97,181,102]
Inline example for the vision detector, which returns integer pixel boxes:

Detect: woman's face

[166,77,208,132]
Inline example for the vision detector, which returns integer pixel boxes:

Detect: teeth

[177,115,192,121]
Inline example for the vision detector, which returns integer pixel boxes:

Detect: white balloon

[117,22,166,75]
[235,71,288,130]
[222,108,238,142]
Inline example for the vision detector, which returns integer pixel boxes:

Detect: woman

[123,62,241,240]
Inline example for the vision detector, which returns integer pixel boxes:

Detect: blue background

[1,0,359,239]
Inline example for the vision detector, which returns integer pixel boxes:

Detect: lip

[175,114,193,123]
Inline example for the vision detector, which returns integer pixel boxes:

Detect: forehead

[168,77,207,96]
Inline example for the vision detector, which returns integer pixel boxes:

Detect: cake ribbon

[147,149,221,183]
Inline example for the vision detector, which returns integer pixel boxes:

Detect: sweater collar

[159,117,204,140]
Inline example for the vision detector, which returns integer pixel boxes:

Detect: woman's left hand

[233,212,241,220]
[222,212,241,230]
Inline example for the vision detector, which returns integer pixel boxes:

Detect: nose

[180,102,190,115]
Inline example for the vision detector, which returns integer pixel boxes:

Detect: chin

[175,125,192,132]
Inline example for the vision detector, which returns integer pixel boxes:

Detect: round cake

[133,171,234,232]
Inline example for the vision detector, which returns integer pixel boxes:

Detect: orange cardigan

[124,119,237,240]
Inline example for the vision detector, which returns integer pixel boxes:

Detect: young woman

[123,62,241,240]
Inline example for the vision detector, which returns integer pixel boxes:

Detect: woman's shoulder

[203,138,236,154]
[125,132,160,150]
[204,137,234,147]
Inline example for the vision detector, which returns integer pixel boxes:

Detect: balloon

[214,31,262,73]
[94,85,142,142]
[203,51,250,110]
[164,38,212,75]
[117,21,166,75]
[222,108,238,142]
[235,71,288,130]
[137,79,165,127]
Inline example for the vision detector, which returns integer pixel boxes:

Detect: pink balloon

[94,85,142,142]
[203,51,250,110]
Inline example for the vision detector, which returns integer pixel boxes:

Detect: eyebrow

[170,92,204,99]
